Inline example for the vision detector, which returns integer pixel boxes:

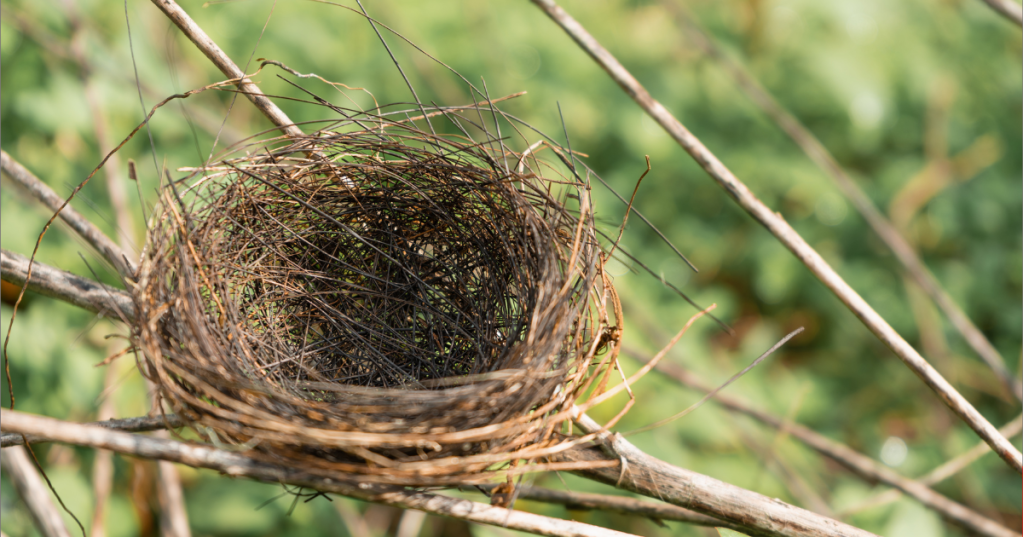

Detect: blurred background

[1,0,1020,535]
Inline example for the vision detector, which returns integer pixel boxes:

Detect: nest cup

[133,112,617,484]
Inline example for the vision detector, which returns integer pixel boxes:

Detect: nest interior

[133,113,618,484]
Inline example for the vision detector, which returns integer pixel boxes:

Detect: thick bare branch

[978,0,1023,26]
[671,7,1021,402]
[646,359,1019,537]
[472,484,747,532]
[149,0,304,138]
[528,0,1022,474]
[559,412,878,537]
[0,249,134,321]
[1,150,135,277]
[0,409,637,537]
[0,446,72,537]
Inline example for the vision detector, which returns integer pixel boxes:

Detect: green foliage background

[1,0,1020,535]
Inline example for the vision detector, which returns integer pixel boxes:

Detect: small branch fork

[527,0,1023,474]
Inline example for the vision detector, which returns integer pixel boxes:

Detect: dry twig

[149,0,303,137]
[527,0,1022,474]
[559,412,879,537]
[643,357,1019,537]
[1,151,135,278]
[0,409,637,537]
[0,446,72,537]
[472,483,747,532]
[0,249,134,321]
[671,6,1021,402]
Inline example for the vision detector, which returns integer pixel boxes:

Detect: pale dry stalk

[527,0,1022,474]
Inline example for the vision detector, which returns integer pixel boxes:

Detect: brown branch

[472,484,749,532]
[561,411,878,537]
[0,249,134,322]
[978,0,1023,26]
[644,358,1020,537]
[527,0,1023,474]
[1,150,135,277]
[0,446,72,537]
[670,6,1021,402]
[0,409,639,537]
[149,0,304,138]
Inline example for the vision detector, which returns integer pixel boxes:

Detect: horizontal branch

[528,0,1022,474]
[0,409,636,537]
[647,359,1019,537]
[1,413,180,448]
[149,0,304,138]
[0,249,134,322]
[562,412,878,537]
[1,150,135,277]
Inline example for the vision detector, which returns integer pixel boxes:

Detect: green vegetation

[2,0,1020,535]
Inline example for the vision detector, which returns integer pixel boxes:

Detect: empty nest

[132,106,621,485]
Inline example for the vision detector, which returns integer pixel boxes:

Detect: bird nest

[132,107,622,485]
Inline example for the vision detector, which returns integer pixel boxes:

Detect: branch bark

[527,0,1022,474]
[0,249,134,322]
[561,412,878,537]
[148,0,304,138]
[0,409,637,537]
[670,6,1021,402]
[978,0,1023,26]
[645,359,1020,537]
[473,484,748,532]
[0,446,72,537]
[1,150,135,277]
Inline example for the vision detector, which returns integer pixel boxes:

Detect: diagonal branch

[471,484,747,532]
[978,0,1023,26]
[0,249,134,321]
[643,356,1019,537]
[149,0,304,138]
[1,151,135,278]
[840,413,1022,516]
[560,412,879,537]
[0,409,637,537]
[527,0,1022,474]
[670,6,1021,402]
[0,446,72,537]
